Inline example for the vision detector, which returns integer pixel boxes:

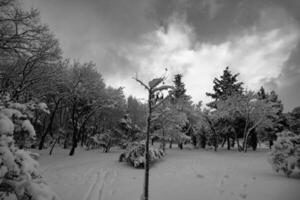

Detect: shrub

[119,142,164,168]
[268,130,300,177]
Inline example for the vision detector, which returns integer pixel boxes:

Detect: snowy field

[35,147,300,200]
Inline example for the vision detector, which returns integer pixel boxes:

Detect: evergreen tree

[0,94,58,199]
[259,90,285,148]
[206,67,243,108]
[286,107,300,134]
[172,74,195,139]
[257,86,267,100]
[173,74,186,98]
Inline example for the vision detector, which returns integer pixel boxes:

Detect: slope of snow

[35,147,300,200]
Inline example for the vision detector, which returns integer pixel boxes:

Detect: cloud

[111,11,300,107]
[24,0,300,110]
[202,0,223,19]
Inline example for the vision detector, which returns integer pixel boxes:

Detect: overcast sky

[24,0,300,111]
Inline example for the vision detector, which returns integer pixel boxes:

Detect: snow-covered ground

[35,147,300,200]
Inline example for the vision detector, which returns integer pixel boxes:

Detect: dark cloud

[99,47,135,77]
[263,41,300,111]
[149,0,262,43]
[24,0,300,111]
[259,0,300,111]
[25,0,158,76]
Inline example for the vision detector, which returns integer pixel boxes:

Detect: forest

[0,1,300,200]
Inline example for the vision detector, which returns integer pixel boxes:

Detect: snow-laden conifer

[0,94,58,200]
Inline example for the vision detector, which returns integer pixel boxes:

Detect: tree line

[0,0,149,156]
[1,1,300,199]
[1,0,299,156]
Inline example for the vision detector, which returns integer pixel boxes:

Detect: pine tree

[266,90,285,148]
[257,86,267,100]
[172,74,195,143]
[287,107,300,134]
[0,94,58,199]
[206,67,243,108]
[173,74,186,98]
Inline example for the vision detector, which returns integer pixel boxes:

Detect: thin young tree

[134,72,174,200]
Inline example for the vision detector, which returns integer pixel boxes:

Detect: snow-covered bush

[86,129,126,152]
[119,142,165,168]
[0,95,58,199]
[268,130,300,177]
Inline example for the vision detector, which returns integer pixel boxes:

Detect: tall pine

[206,67,243,108]
[206,67,243,150]
[172,74,194,142]
[173,74,186,98]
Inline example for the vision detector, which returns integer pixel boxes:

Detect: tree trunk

[63,132,69,149]
[213,136,218,152]
[221,137,226,147]
[142,91,152,200]
[227,134,231,150]
[244,128,255,152]
[49,137,59,155]
[200,134,207,149]
[104,139,111,153]
[205,116,217,151]
[69,102,78,156]
[162,128,166,152]
[38,101,60,150]
[244,131,250,152]
[233,130,241,151]
[178,142,183,149]
[250,133,257,151]
[269,140,273,149]
[38,132,48,150]
[81,132,87,147]
[243,119,263,152]
[69,129,77,156]
[242,117,249,151]
[191,135,197,147]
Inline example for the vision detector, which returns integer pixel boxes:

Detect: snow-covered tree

[134,72,174,200]
[286,106,300,135]
[215,91,277,152]
[152,102,188,151]
[257,89,285,148]
[87,114,142,152]
[0,94,58,200]
[268,130,300,177]
[196,110,219,151]
[127,96,147,128]
[204,67,244,150]
[62,62,107,156]
[0,0,61,100]
[119,142,164,168]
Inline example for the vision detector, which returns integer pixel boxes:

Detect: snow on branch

[133,76,149,91]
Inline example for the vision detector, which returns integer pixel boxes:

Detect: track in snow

[83,169,118,200]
